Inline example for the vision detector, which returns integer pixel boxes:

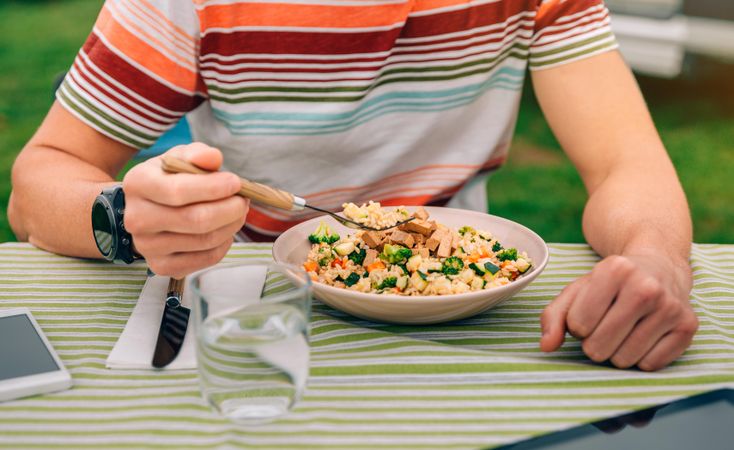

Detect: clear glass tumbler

[190,261,311,423]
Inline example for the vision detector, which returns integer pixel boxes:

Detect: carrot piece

[303,261,318,272]
[366,260,386,273]
[467,253,480,263]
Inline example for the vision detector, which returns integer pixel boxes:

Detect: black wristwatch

[91,185,138,264]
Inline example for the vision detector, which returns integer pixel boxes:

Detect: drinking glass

[190,261,311,423]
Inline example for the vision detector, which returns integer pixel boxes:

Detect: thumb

[167,142,224,172]
[539,276,586,352]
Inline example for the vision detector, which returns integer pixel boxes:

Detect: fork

[159,155,414,232]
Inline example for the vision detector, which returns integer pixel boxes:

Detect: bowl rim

[272,206,549,303]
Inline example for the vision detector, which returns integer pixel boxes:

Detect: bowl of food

[272,204,549,324]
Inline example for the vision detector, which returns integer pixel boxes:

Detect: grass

[1,0,732,244]
[0,0,103,242]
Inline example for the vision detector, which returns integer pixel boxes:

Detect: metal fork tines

[303,204,415,232]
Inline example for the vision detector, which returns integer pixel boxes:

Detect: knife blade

[152,277,190,369]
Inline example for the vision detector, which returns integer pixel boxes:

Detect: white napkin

[106,265,268,370]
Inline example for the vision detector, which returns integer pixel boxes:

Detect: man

[8,0,698,370]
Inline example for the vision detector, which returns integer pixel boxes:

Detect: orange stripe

[412,0,473,13]
[198,2,411,30]
[96,6,202,93]
[109,1,196,69]
[536,0,562,21]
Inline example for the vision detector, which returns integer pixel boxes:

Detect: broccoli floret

[343,272,361,287]
[492,241,503,252]
[377,277,397,290]
[442,256,464,275]
[380,244,413,264]
[308,221,340,244]
[497,248,518,261]
[348,248,367,265]
[458,226,475,236]
[318,257,331,267]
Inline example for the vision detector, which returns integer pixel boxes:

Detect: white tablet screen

[0,314,59,380]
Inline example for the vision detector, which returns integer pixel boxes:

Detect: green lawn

[1,0,732,244]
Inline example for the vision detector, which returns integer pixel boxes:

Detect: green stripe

[208,45,527,97]
[209,50,527,104]
[530,40,617,69]
[57,87,151,149]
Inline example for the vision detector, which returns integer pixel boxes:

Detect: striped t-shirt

[58,0,618,238]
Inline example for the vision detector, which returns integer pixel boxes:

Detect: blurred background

[0,0,732,244]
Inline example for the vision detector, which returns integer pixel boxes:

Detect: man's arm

[10,102,248,277]
[531,50,698,371]
[10,102,137,257]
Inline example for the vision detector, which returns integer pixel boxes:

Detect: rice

[303,205,532,296]
[341,201,410,229]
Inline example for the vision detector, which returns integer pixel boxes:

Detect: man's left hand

[539,253,698,371]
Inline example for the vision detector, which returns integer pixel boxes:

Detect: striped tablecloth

[0,242,732,449]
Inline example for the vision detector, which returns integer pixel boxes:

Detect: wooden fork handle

[160,154,298,211]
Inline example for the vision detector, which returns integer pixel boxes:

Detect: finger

[540,275,587,352]
[147,237,234,279]
[125,196,249,235]
[124,146,241,206]
[592,417,626,434]
[133,216,246,257]
[608,302,680,369]
[637,314,698,371]
[566,255,635,339]
[581,274,662,363]
[168,142,224,172]
[627,408,659,428]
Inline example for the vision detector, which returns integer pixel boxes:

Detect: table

[0,242,732,449]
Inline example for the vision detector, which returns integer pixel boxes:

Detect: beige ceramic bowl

[272,207,549,324]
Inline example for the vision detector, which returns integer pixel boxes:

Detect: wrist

[620,246,693,296]
[91,185,140,264]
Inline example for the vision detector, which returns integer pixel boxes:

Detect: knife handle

[160,154,298,211]
[166,277,185,306]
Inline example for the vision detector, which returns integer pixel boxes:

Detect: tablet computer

[0,308,72,402]
[495,388,733,450]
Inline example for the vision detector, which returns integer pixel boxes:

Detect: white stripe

[201,22,406,37]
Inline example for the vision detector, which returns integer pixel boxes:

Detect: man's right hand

[123,143,249,278]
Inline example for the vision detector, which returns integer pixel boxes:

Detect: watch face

[92,201,114,257]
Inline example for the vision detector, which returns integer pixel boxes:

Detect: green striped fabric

[0,242,732,449]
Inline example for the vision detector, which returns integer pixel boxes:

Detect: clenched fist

[540,253,698,371]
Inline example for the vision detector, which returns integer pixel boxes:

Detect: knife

[152,277,190,369]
